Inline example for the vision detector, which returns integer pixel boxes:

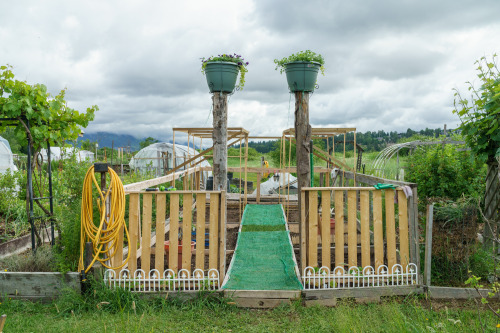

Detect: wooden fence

[300,186,418,289]
[107,190,226,290]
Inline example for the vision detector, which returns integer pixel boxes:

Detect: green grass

[0,290,497,332]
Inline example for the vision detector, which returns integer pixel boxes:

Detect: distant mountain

[76,132,198,152]
[77,132,143,151]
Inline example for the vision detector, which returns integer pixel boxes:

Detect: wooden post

[212,92,228,193]
[483,156,500,251]
[295,91,311,267]
[424,204,434,286]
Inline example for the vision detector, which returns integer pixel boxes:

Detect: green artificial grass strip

[223,204,302,290]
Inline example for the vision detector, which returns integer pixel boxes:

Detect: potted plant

[274,50,325,92]
[201,53,249,93]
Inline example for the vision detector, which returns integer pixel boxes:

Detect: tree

[0,65,97,154]
[453,54,500,250]
[0,64,97,244]
[139,136,159,149]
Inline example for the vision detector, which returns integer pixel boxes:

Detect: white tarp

[252,172,297,195]
[129,142,211,177]
[40,147,94,162]
[0,136,17,174]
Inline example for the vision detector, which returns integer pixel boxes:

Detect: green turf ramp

[222,204,302,290]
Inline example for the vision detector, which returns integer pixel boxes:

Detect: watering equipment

[78,164,130,273]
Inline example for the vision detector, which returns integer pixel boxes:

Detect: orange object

[164,241,196,269]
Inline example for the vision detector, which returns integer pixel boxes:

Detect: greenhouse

[0,136,17,174]
[129,142,211,178]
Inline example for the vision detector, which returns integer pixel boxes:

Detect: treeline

[235,127,446,153]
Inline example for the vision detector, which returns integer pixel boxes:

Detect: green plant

[453,54,500,162]
[0,245,57,272]
[274,50,325,75]
[406,141,485,201]
[201,53,249,90]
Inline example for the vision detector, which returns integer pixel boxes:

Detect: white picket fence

[104,268,219,292]
[302,264,418,290]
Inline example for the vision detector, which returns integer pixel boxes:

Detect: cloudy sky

[2,0,500,142]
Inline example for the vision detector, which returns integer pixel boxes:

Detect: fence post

[424,204,434,286]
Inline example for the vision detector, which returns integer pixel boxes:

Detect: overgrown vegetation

[406,142,485,202]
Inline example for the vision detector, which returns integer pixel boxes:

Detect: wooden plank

[334,190,344,268]
[224,290,301,299]
[300,191,307,271]
[321,190,331,269]
[128,193,140,273]
[341,170,416,188]
[182,194,193,272]
[360,191,370,269]
[302,286,423,300]
[411,187,420,271]
[141,193,152,274]
[347,190,357,268]
[155,193,166,277]
[169,194,180,273]
[232,298,291,309]
[0,314,5,332]
[308,191,318,268]
[219,191,227,285]
[385,189,396,272]
[0,272,81,297]
[373,190,383,270]
[209,193,219,270]
[398,190,409,270]
[428,286,497,300]
[195,193,206,270]
[113,217,124,275]
[256,173,261,203]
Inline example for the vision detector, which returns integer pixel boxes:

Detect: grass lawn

[0,291,496,332]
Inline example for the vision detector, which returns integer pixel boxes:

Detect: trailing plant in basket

[274,50,325,75]
[201,53,249,90]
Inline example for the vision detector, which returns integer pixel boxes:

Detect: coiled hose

[78,165,130,273]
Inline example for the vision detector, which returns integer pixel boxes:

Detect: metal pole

[26,119,35,252]
[47,141,55,245]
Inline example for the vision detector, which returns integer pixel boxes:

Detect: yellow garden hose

[78,165,130,273]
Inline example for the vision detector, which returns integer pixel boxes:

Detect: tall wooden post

[212,92,228,192]
[295,91,311,268]
[295,92,311,205]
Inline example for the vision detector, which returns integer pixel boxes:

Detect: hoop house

[129,142,211,178]
[0,136,17,174]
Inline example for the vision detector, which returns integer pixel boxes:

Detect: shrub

[0,245,57,272]
[406,142,485,202]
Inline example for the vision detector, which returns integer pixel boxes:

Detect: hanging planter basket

[205,61,239,93]
[284,61,321,92]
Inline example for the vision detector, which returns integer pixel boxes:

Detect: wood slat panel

[182,194,193,272]
[373,190,383,270]
[128,193,140,273]
[113,222,124,275]
[141,193,152,274]
[360,191,370,269]
[385,189,397,272]
[209,193,219,270]
[321,190,331,269]
[219,191,226,284]
[398,190,410,270]
[195,193,206,270]
[300,191,307,270]
[169,194,180,273]
[308,191,318,268]
[347,190,357,268]
[334,190,344,268]
[155,193,166,277]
